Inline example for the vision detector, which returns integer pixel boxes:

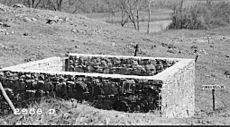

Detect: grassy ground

[0,4,230,125]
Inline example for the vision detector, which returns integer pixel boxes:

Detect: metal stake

[134,44,139,56]
[212,88,215,111]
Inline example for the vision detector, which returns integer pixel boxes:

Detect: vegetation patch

[168,1,230,30]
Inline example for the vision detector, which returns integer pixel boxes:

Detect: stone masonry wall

[0,70,163,115]
[67,55,177,76]
[160,60,195,118]
[0,55,195,118]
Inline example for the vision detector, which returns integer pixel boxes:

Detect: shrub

[167,5,209,30]
[209,18,229,28]
[168,1,230,30]
[211,2,230,24]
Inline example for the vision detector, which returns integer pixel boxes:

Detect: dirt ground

[0,4,230,125]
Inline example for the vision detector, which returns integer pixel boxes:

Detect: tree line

[2,0,223,31]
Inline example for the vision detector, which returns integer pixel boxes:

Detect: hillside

[0,3,230,125]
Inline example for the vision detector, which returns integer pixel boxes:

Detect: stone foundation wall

[158,59,195,118]
[0,70,163,115]
[0,54,195,118]
[67,54,177,76]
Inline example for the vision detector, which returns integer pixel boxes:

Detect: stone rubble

[46,16,71,24]
[11,4,26,8]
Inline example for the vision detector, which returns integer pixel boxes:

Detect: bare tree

[46,0,63,11]
[118,0,141,30]
[26,0,42,8]
[120,5,129,26]
[147,0,152,33]
[0,0,24,6]
[126,0,137,30]
[66,0,84,14]
[136,0,140,31]
[206,0,212,6]
[105,0,118,23]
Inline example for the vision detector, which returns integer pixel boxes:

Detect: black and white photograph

[0,0,230,125]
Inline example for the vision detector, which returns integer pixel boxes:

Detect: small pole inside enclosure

[212,88,215,111]
[134,44,139,56]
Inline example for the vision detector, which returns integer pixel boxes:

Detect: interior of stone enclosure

[0,54,185,116]
[2,54,179,76]
[66,53,178,76]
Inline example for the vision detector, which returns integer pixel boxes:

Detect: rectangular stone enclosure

[0,53,195,118]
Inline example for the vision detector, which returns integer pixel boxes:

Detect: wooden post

[65,53,69,71]
[65,58,69,71]
[195,55,199,63]
[0,82,16,113]
[134,44,139,56]
[212,88,215,111]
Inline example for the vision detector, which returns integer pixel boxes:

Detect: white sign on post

[202,84,225,111]
[202,85,225,90]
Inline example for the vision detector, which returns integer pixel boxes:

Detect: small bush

[168,1,230,30]
[209,18,229,28]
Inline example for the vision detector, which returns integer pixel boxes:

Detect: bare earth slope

[0,4,230,125]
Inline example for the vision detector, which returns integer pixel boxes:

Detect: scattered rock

[112,43,116,47]
[12,4,26,8]
[167,49,176,54]
[23,17,32,22]
[0,28,6,32]
[200,49,207,55]
[0,22,10,27]
[53,16,59,21]
[161,43,167,47]
[31,18,37,22]
[46,16,66,24]
[224,71,230,76]
[23,33,29,36]
[79,15,87,20]
[24,58,32,62]
[57,18,63,22]
[46,19,54,24]
[64,17,70,22]
[71,28,77,33]
[197,39,208,43]
[190,45,198,50]
[4,32,9,35]
[210,74,216,77]
[0,43,8,49]
[151,45,156,49]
